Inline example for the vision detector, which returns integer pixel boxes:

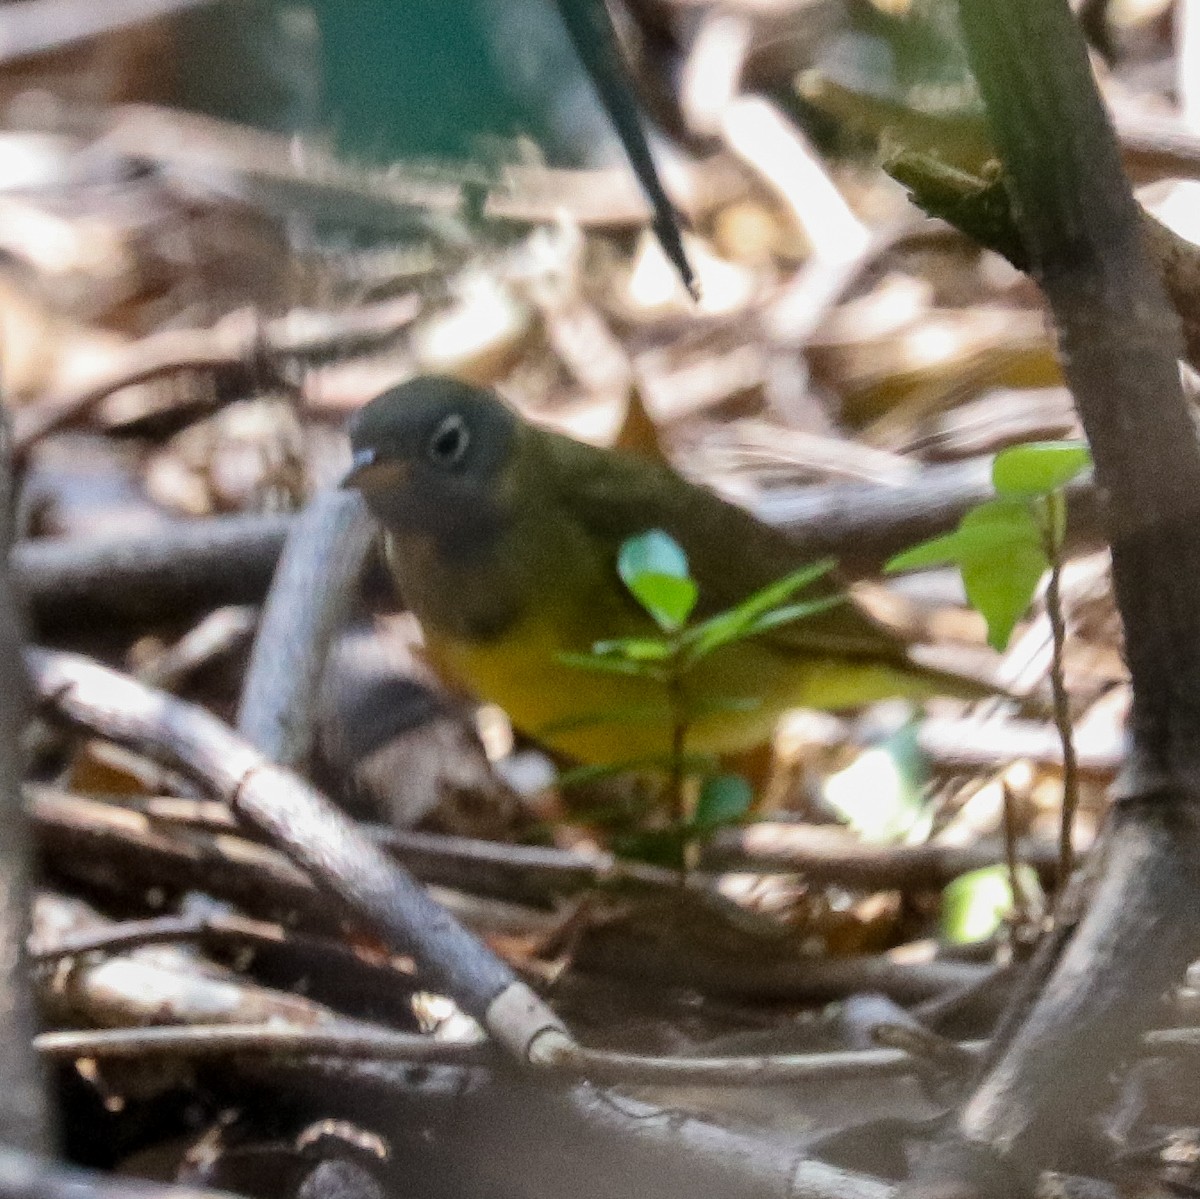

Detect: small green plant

[886,439,1093,882]
[559,529,842,869]
[942,863,1044,945]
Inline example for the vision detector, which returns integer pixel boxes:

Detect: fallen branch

[704,823,1062,889]
[574,934,994,1004]
[28,890,420,1036]
[30,907,360,969]
[29,649,565,1063]
[24,657,996,1199]
[28,786,329,926]
[35,1024,488,1067]
[33,1022,991,1086]
[29,785,990,1005]
[14,513,292,631]
[14,456,1105,632]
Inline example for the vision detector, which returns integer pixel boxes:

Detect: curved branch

[237,490,376,769]
[29,650,566,1064]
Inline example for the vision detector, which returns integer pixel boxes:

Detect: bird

[344,375,992,766]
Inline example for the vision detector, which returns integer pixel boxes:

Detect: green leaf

[885,531,964,574]
[742,595,845,637]
[591,637,673,661]
[693,774,753,830]
[886,499,1045,575]
[887,501,1047,651]
[619,530,690,585]
[956,503,1047,650]
[682,560,838,659]
[992,440,1091,498]
[963,551,1046,651]
[941,864,1043,944]
[627,574,699,632]
[616,530,698,631]
[722,558,837,614]
[556,652,667,681]
[955,498,1042,552]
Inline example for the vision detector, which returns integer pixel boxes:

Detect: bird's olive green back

[511,422,917,665]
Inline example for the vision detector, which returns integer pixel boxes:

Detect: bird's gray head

[344,376,519,558]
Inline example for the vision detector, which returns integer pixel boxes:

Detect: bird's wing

[539,430,916,665]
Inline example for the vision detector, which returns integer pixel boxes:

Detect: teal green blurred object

[315,0,690,284]
[313,0,617,164]
[170,0,690,274]
[173,0,620,165]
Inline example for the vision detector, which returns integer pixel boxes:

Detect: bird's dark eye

[426,413,470,467]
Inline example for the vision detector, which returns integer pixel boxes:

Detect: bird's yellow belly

[424,614,924,765]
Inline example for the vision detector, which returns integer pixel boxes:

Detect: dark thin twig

[889,150,1200,375]
[31,914,255,965]
[12,297,420,453]
[34,1020,993,1086]
[35,1024,490,1066]
[910,962,1017,1030]
[29,910,408,984]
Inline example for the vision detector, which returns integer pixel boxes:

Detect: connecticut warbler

[345,376,987,764]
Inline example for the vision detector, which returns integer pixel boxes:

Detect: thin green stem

[1000,779,1030,932]
[665,661,689,880]
[1041,492,1079,889]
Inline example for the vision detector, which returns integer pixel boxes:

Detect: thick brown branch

[896,0,1200,1191]
[0,429,48,1152]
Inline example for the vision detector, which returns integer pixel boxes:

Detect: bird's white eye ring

[427,413,470,467]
